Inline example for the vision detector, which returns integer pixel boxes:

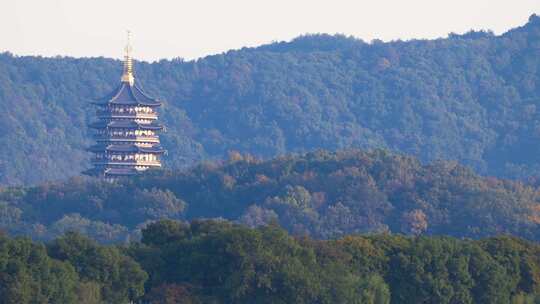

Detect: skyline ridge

[2,0,539,61]
[1,13,540,64]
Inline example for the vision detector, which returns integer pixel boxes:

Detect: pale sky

[1,0,539,62]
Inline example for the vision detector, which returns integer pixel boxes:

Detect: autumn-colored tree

[400,209,428,236]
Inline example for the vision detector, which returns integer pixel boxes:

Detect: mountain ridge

[2,15,540,184]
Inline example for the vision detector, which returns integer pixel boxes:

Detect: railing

[91,159,161,166]
[93,135,160,142]
[96,110,157,119]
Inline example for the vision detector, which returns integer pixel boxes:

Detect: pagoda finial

[121,30,135,85]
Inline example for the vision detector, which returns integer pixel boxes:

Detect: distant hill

[2,15,540,184]
[1,150,539,242]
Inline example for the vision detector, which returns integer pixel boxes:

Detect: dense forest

[2,219,540,303]
[1,150,539,243]
[2,15,540,184]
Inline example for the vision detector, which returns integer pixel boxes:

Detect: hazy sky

[1,0,539,62]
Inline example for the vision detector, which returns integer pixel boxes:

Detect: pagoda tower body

[84,34,165,178]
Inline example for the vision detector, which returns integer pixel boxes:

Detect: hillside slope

[2,15,540,184]
[1,150,539,242]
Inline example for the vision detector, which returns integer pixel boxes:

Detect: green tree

[47,232,147,303]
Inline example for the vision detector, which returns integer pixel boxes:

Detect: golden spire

[121,30,135,85]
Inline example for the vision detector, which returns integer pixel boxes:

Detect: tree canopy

[1,149,540,242]
[4,220,540,303]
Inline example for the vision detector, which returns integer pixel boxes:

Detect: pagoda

[84,33,165,178]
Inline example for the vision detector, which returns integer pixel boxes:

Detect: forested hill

[1,150,540,243]
[3,15,540,184]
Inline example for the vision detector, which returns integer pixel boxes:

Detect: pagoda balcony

[93,135,160,143]
[96,111,158,120]
[91,159,162,167]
